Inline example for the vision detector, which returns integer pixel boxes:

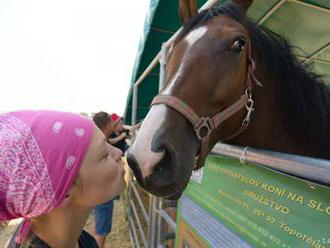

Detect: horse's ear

[232,0,253,12]
[179,0,198,25]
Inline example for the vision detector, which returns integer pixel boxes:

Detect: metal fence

[127,183,177,248]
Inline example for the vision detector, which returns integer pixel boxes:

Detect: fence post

[147,195,159,248]
[159,43,168,91]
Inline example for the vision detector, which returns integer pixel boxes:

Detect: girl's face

[114,119,124,132]
[73,127,126,207]
[104,120,114,138]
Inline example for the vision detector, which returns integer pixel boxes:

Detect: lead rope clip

[239,146,249,164]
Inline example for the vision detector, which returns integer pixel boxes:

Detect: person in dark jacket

[108,113,128,153]
[92,112,118,248]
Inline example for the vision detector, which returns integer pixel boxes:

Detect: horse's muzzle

[127,143,188,199]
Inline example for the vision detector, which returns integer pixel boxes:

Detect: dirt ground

[86,199,132,248]
[0,199,132,248]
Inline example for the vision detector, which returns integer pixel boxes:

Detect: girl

[0,110,126,248]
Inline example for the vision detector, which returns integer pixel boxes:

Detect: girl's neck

[31,205,91,248]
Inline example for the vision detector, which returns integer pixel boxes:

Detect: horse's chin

[141,171,191,199]
[165,191,183,200]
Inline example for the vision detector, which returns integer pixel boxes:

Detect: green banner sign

[176,155,330,248]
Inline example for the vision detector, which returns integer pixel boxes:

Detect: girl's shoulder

[78,230,99,248]
[7,226,50,248]
[8,226,98,248]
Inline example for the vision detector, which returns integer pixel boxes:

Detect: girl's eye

[230,37,246,53]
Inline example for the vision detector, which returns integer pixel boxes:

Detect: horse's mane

[176,3,330,157]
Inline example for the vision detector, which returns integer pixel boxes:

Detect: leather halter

[151,42,261,170]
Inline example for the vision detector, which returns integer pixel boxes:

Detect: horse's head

[127,0,258,199]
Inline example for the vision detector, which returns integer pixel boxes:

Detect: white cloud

[0,0,150,115]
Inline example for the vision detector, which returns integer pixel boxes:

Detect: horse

[127,0,330,199]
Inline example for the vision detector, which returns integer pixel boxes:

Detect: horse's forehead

[185,16,247,41]
[209,15,247,32]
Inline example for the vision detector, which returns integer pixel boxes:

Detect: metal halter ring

[195,117,213,140]
[242,89,255,127]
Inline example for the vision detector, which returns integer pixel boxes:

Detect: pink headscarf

[0,111,94,242]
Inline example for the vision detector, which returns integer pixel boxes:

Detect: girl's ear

[62,176,83,206]
[61,189,74,206]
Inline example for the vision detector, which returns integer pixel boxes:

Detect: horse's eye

[230,38,246,53]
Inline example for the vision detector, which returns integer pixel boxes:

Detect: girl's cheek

[105,164,118,182]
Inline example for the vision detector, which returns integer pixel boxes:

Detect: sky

[0,0,150,115]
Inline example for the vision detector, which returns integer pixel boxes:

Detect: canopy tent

[124,0,330,124]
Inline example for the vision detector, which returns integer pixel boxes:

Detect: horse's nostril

[149,149,172,179]
[127,145,167,179]
[153,155,166,174]
[126,152,144,185]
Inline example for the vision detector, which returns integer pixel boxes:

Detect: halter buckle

[195,117,213,140]
[242,89,254,127]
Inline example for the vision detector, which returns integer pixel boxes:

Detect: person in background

[92,112,113,139]
[108,114,128,153]
[92,112,118,248]
[1,110,125,248]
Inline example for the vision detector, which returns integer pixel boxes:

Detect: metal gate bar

[128,213,141,248]
[130,200,147,247]
[157,209,176,230]
[212,143,330,185]
[131,182,149,222]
